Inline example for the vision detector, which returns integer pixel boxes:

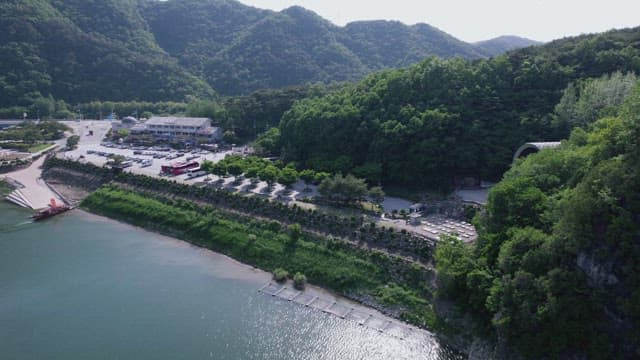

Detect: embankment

[82,185,438,327]
[42,158,441,328]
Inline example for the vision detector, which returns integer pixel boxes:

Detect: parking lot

[59,120,478,243]
[65,141,229,177]
[62,134,311,202]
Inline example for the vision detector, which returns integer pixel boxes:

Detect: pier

[259,282,415,339]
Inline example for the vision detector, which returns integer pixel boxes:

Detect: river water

[0,202,462,359]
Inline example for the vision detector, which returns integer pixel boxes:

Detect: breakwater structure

[259,281,416,340]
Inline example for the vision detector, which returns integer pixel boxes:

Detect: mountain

[341,21,487,69]
[196,6,369,95]
[0,0,214,109]
[143,0,537,95]
[473,35,541,56]
[278,26,640,188]
[0,0,539,108]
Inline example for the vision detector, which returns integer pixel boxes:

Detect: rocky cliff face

[577,251,619,287]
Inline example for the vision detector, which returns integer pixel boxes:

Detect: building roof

[130,124,146,132]
[146,117,210,127]
[527,142,562,149]
[196,127,222,135]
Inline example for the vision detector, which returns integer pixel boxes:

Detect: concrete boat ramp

[3,155,63,210]
[259,282,415,339]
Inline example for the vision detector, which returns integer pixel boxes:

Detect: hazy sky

[239,0,640,42]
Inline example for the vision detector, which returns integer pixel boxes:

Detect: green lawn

[28,143,54,153]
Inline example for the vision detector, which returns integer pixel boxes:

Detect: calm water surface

[0,202,462,359]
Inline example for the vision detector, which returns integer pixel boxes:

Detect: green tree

[352,162,382,184]
[211,162,227,177]
[201,160,214,173]
[368,186,385,205]
[254,127,281,155]
[288,223,302,243]
[245,166,260,179]
[66,135,80,149]
[273,268,289,282]
[299,169,316,184]
[293,272,307,290]
[31,96,55,119]
[258,165,279,189]
[314,171,330,184]
[223,130,238,144]
[227,162,243,183]
[186,98,224,119]
[278,167,298,188]
[318,174,368,203]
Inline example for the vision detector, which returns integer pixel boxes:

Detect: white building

[131,117,222,144]
[111,116,139,132]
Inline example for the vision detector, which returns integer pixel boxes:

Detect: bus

[161,161,199,176]
[186,170,208,180]
[186,166,201,175]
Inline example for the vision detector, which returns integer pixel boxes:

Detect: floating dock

[259,282,414,339]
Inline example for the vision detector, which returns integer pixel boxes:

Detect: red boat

[32,198,70,221]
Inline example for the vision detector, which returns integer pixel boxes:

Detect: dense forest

[145,0,534,95]
[0,0,536,114]
[0,0,214,112]
[277,27,640,189]
[434,85,640,358]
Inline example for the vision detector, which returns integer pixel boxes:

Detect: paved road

[2,120,106,210]
[455,188,489,205]
[3,155,63,210]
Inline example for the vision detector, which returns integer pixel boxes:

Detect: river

[0,202,462,359]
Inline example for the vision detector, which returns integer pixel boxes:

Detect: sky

[239,0,640,43]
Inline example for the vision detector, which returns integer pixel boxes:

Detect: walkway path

[2,155,63,210]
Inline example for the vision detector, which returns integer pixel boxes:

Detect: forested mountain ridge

[341,20,485,68]
[0,0,538,110]
[277,26,640,189]
[0,0,214,111]
[473,35,543,56]
[143,0,539,95]
[194,5,369,95]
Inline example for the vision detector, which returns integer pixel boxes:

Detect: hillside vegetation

[0,0,214,112]
[144,0,537,95]
[277,27,640,189]
[435,85,640,358]
[0,0,537,113]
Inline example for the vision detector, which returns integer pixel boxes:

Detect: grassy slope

[81,185,438,328]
